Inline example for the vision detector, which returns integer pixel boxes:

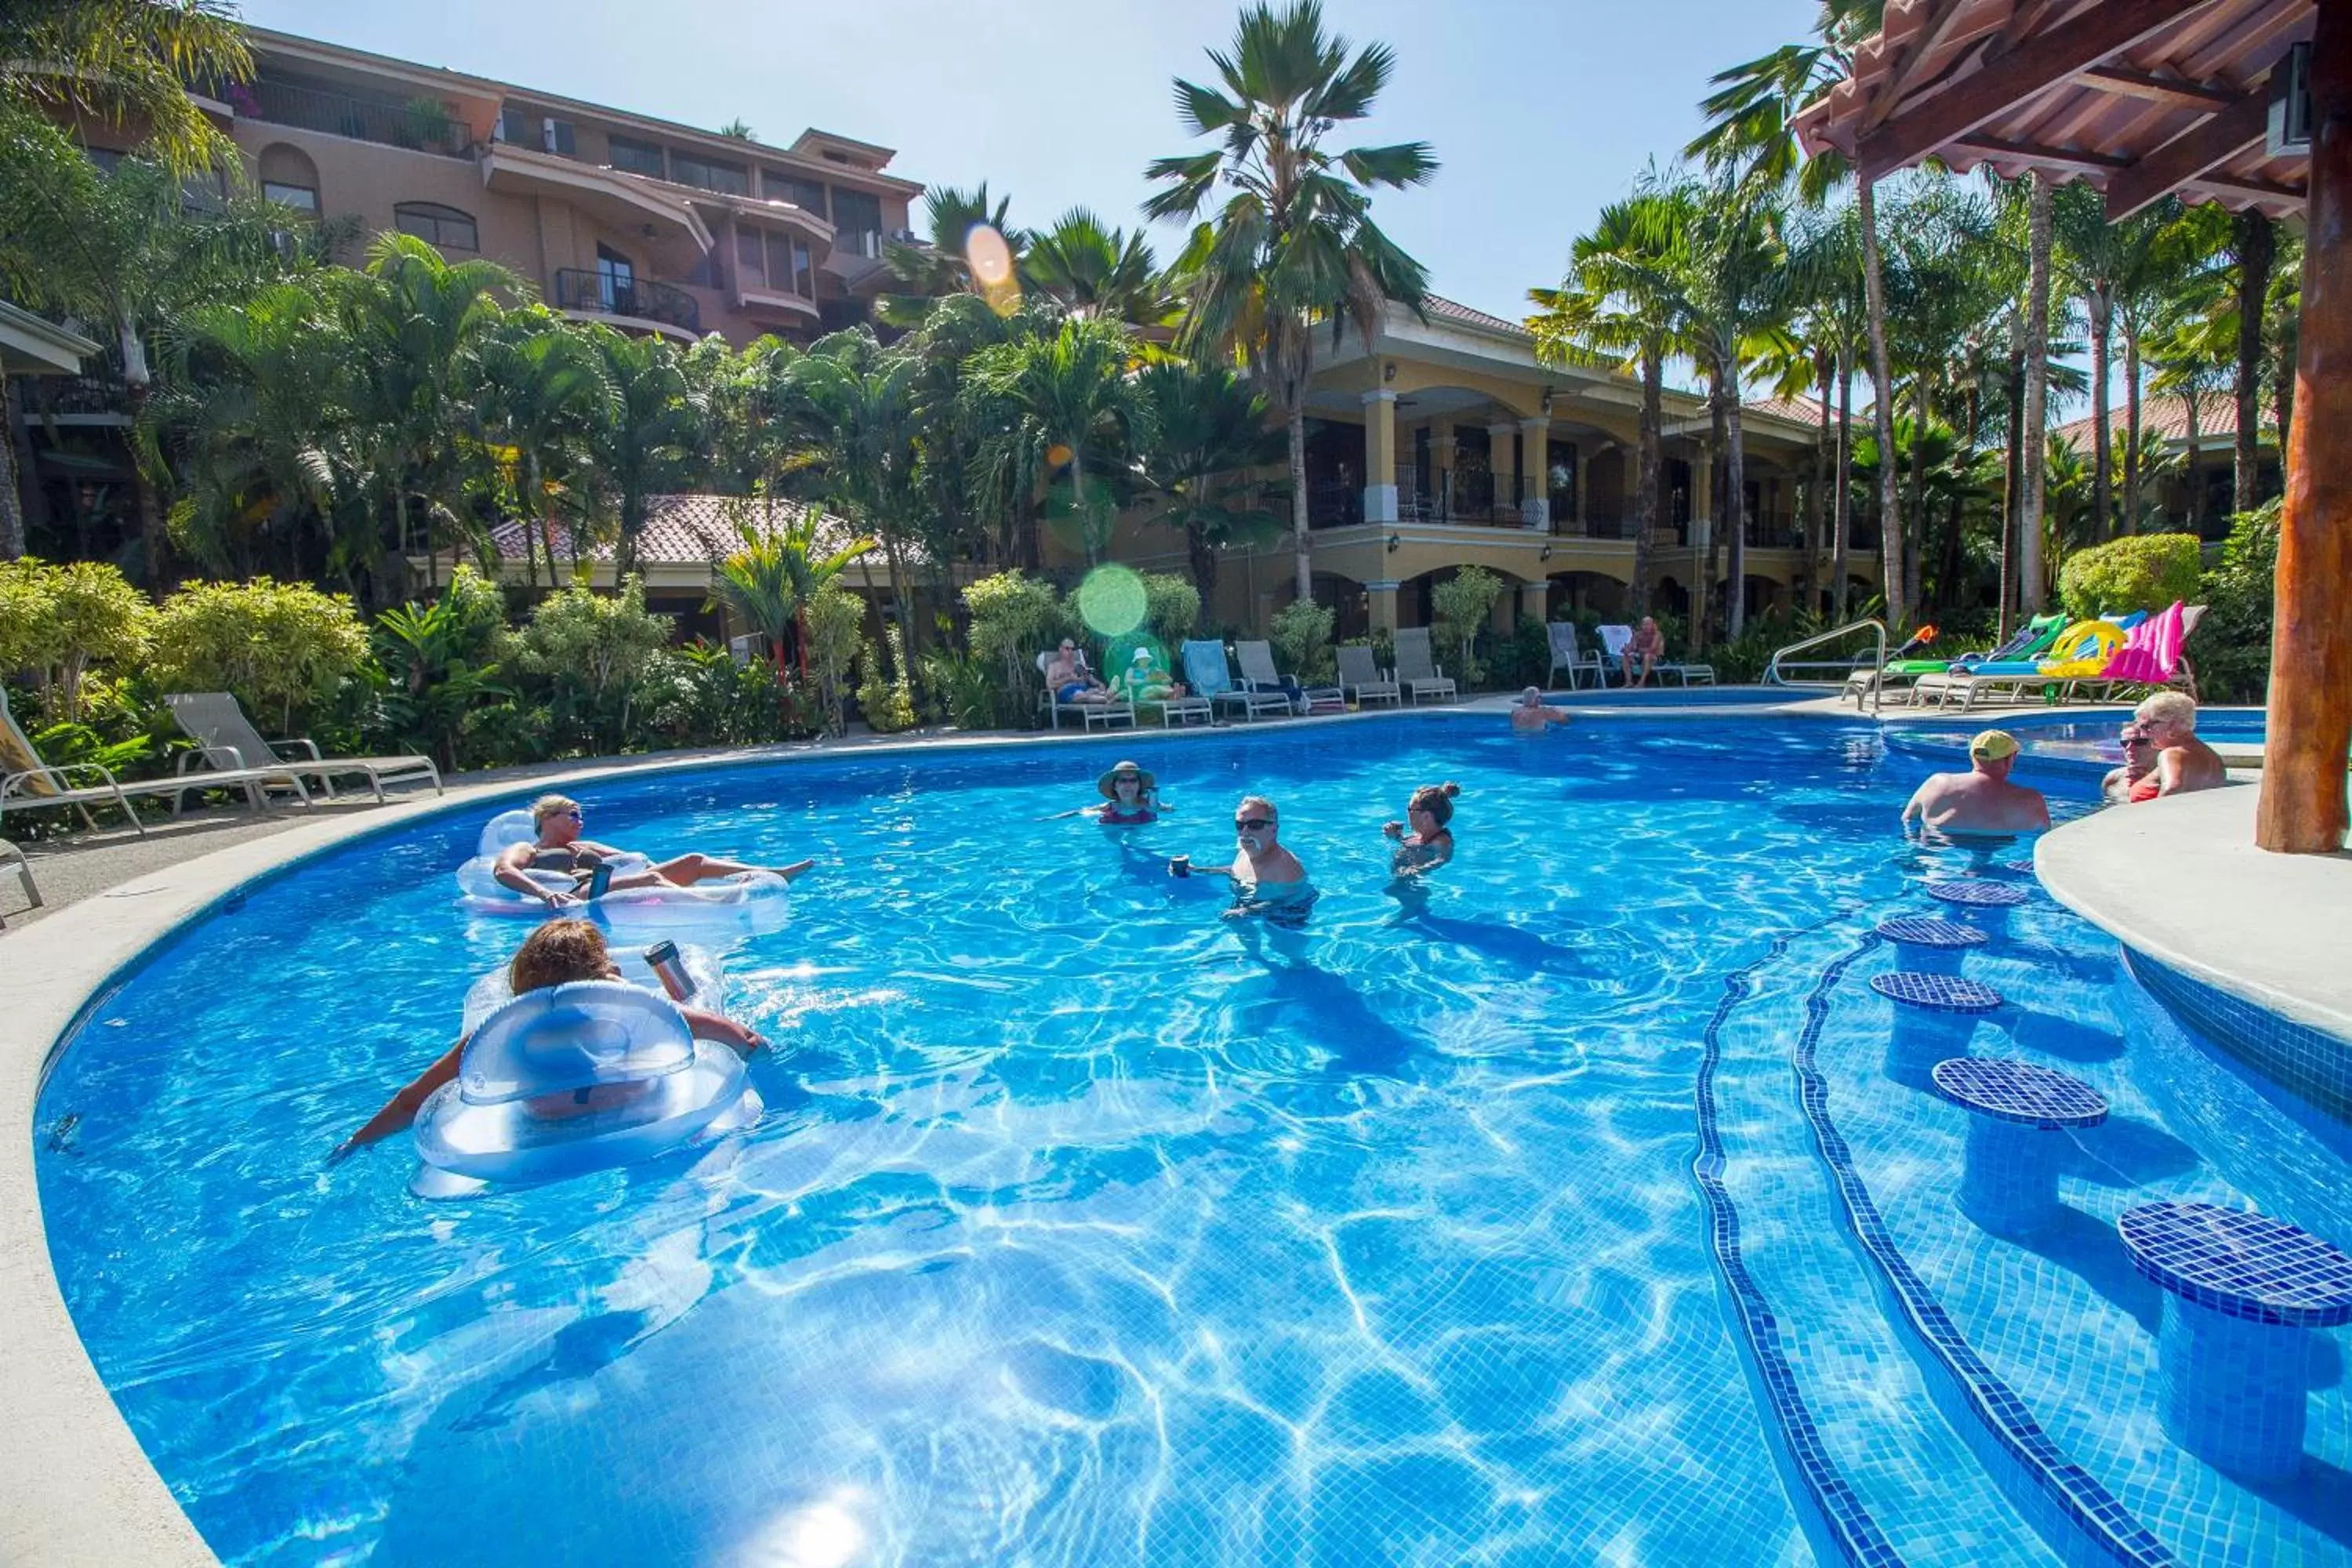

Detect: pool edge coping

[0,693,1894,1565]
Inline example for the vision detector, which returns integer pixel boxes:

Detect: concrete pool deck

[1,688,2283,1566]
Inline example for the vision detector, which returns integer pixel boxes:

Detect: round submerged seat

[1876,915,1989,977]
[413,980,756,1193]
[1926,878,2029,935]
[1931,1058,2106,1237]
[2119,1200,2352,1481]
[453,809,788,937]
[1872,971,2004,1088]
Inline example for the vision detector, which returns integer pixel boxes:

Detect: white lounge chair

[0,837,39,927]
[1336,644,1400,707]
[1236,640,1343,716]
[1545,622,1604,691]
[1034,651,1136,731]
[165,692,441,802]
[1181,640,1290,721]
[1,687,289,837]
[1391,628,1457,704]
[1599,622,1712,686]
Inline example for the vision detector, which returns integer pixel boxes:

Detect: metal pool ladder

[1763,619,1889,717]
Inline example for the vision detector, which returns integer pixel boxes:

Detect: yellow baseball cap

[1969,730,2020,761]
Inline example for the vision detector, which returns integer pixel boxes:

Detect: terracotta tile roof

[1744,394,1828,428]
[488,494,871,565]
[1423,294,1531,339]
[2054,392,2275,453]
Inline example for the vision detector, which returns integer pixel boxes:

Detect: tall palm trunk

[1806,347,1832,613]
[2087,287,2112,539]
[119,325,172,590]
[2018,173,2055,613]
[1724,363,1749,639]
[2002,333,2024,635]
[2184,397,2204,535]
[1832,346,1853,619]
[0,382,24,560]
[1905,385,1932,612]
[2232,211,2274,517]
[1631,346,1663,616]
[1857,178,1904,622]
[1283,326,1312,605]
[2123,323,2145,530]
[1188,523,1220,612]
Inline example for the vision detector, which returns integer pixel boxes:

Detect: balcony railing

[242,79,471,157]
[552,269,701,334]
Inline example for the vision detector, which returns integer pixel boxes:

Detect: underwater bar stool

[1871,971,2003,1090]
[1926,878,2030,937]
[1875,915,1989,978]
[2119,1201,2352,1483]
[1930,1058,2106,1238]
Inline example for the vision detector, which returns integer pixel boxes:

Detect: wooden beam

[1857,0,2220,181]
[2104,89,2270,219]
[2074,64,2241,109]
[2180,171,2309,207]
[1954,136,2133,174]
[2257,0,2351,855]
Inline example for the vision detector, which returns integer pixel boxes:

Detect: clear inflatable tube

[454,810,789,936]
[413,974,761,1194]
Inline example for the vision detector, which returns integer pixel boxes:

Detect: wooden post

[2257,5,2352,855]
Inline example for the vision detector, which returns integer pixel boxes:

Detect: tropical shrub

[963,568,1065,717]
[1495,614,1552,690]
[2056,532,2201,620]
[147,576,370,734]
[370,581,514,771]
[2194,503,2278,705]
[1429,567,1504,689]
[856,624,917,734]
[0,557,151,720]
[1269,597,1336,684]
[920,648,1004,730]
[514,576,675,754]
[1139,572,1203,647]
[639,643,808,748]
[803,585,866,736]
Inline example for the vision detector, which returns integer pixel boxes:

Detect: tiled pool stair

[1697,876,2352,1568]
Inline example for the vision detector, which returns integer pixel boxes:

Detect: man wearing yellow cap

[1900,729,2052,837]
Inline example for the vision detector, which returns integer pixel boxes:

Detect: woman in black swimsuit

[492,794,815,910]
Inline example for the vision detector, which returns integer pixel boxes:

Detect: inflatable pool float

[412,960,762,1199]
[455,810,790,936]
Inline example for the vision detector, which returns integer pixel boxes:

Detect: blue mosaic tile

[1926,880,2030,909]
[1930,1058,2109,1129]
[1875,916,1990,950]
[2125,949,2352,1131]
[2118,1201,2352,1330]
[1870,972,2005,1014]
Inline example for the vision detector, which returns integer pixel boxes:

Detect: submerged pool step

[1697,926,2063,1567]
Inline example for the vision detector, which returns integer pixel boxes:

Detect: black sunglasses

[1235,817,1273,833]
[2120,733,2154,748]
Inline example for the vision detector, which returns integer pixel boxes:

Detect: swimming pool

[33,717,2352,1566]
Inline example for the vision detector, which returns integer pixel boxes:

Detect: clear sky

[236,0,1822,325]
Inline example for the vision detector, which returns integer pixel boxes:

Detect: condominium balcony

[238,78,472,157]
[551,269,702,337]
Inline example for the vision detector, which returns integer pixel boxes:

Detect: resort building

[2053,391,2283,542]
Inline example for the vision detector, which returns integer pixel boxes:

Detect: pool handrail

[1764,618,1889,716]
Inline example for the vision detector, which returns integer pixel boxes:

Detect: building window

[257,143,321,216]
[670,153,748,195]
[768,173,826,216]
[263,180,318,213]
[394,201,477,250]
[608,136,664,179]
[502,109,576,156]
[791,238,815,298]
[830,187,882,240]
[735,229,765,286]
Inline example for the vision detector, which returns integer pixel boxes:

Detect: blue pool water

[33,716,2352,1567]
[1885,708,2267,784]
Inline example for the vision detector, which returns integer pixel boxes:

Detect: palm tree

[965,315,1141,566]
[2148,302,2234,537]
[875,183,1019,326]
[473,307,613,588]
[1529,182,1699,617]
[0,0,252,176]
[781,330,923,655]
[1145,0,1436,603]
[712,506,873,689]
[1133,360,1287,604]
[1022,209,1174,332]
[577,325,705,581]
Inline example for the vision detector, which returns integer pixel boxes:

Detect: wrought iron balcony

[551,269,702,335]
[241,79,471,157]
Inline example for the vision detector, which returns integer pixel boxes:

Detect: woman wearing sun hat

[1115,645,1185,705]
[1091,760,1171,825]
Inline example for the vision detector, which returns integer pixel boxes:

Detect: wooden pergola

[1796,0,2344,855]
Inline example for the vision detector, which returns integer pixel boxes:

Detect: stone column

[1519,416,1551,529]
[1366,579,1399,633]
[1431,426,1456,522]
[1519,578,1550,623]
[1488,420,1519,522]
[1690,446,1714,550]
[1576,442,1595,534]
[1360,390,1399,524]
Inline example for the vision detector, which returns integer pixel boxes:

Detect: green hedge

[2057,532,2201,620]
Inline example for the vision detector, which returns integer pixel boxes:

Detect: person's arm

[1900,782,1929,826]
[1383,820,1404,839]
[493,846,578,908]
[332,1038,465,1161]
[683,1007,767,1055]
[2156,747,2188,797]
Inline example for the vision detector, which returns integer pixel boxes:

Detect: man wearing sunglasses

[2103,725,2159,805]
[1168,794,1312,921]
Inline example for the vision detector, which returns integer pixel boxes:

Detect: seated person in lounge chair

[331,920,766,1160]
[1115,646,1186,704]
[1900,731,2051,837]
[497,793,813,911]
[2103,724,2158,804]
[1046,640,1114,704]
[2132,692,2225,800]
[1384,782,1460,877]
[1509,687,1573,732]
[1169,794,1314,923]
[1620,617,1666,688]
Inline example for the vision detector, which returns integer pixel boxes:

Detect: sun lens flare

[964,223,1021,317]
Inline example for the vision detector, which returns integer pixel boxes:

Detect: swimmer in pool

[1384,782,1460,877]
[495,793,814,910]
[1169,793,1314,921]
[331,920,764,1161]
[1087,760,1171,824]
[1508,687,1572,732]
